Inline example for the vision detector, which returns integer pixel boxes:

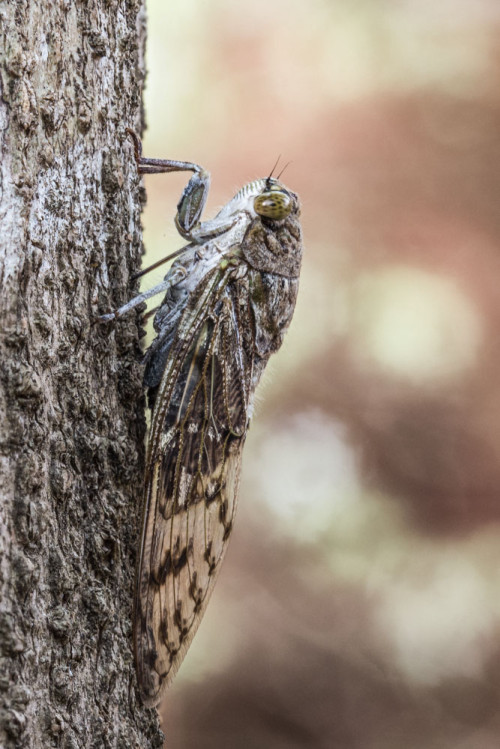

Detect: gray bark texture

[0,1,163,746]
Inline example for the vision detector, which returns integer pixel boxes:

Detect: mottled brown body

[111,139,303,707]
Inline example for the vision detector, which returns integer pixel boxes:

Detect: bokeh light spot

[373,552,498,686]
[248,412,360,542]
[350,266,482,382]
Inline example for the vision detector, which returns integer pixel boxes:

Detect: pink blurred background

[139,1,500,746]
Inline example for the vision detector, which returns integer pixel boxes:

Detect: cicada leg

[98,266,188,322]
[126,129,210,240]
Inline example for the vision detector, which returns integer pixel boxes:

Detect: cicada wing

[134,286,252,707]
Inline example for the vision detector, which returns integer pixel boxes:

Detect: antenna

[277,161,291,181]
[267,154,282,181]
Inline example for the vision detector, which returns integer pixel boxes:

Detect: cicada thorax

[242,189,302,278]
[239,188,303,363]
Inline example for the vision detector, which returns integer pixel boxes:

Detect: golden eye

[254,189,292,220]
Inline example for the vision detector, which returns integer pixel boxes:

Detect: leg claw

[97,312,116,323]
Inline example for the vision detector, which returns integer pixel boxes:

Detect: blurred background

[140,1,500,746]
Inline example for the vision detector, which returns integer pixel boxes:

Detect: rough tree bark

[0,1,163,746]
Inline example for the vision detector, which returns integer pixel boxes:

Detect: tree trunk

[0,1,163,746]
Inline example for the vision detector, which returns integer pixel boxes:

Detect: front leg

[127,129,210,240]
[98,265,189,322]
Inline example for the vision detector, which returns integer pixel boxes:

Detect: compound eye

[254,189,292,220]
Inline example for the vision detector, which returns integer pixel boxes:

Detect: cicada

[103,131,303,707]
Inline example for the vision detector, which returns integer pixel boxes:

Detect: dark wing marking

[134,267,253,707]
